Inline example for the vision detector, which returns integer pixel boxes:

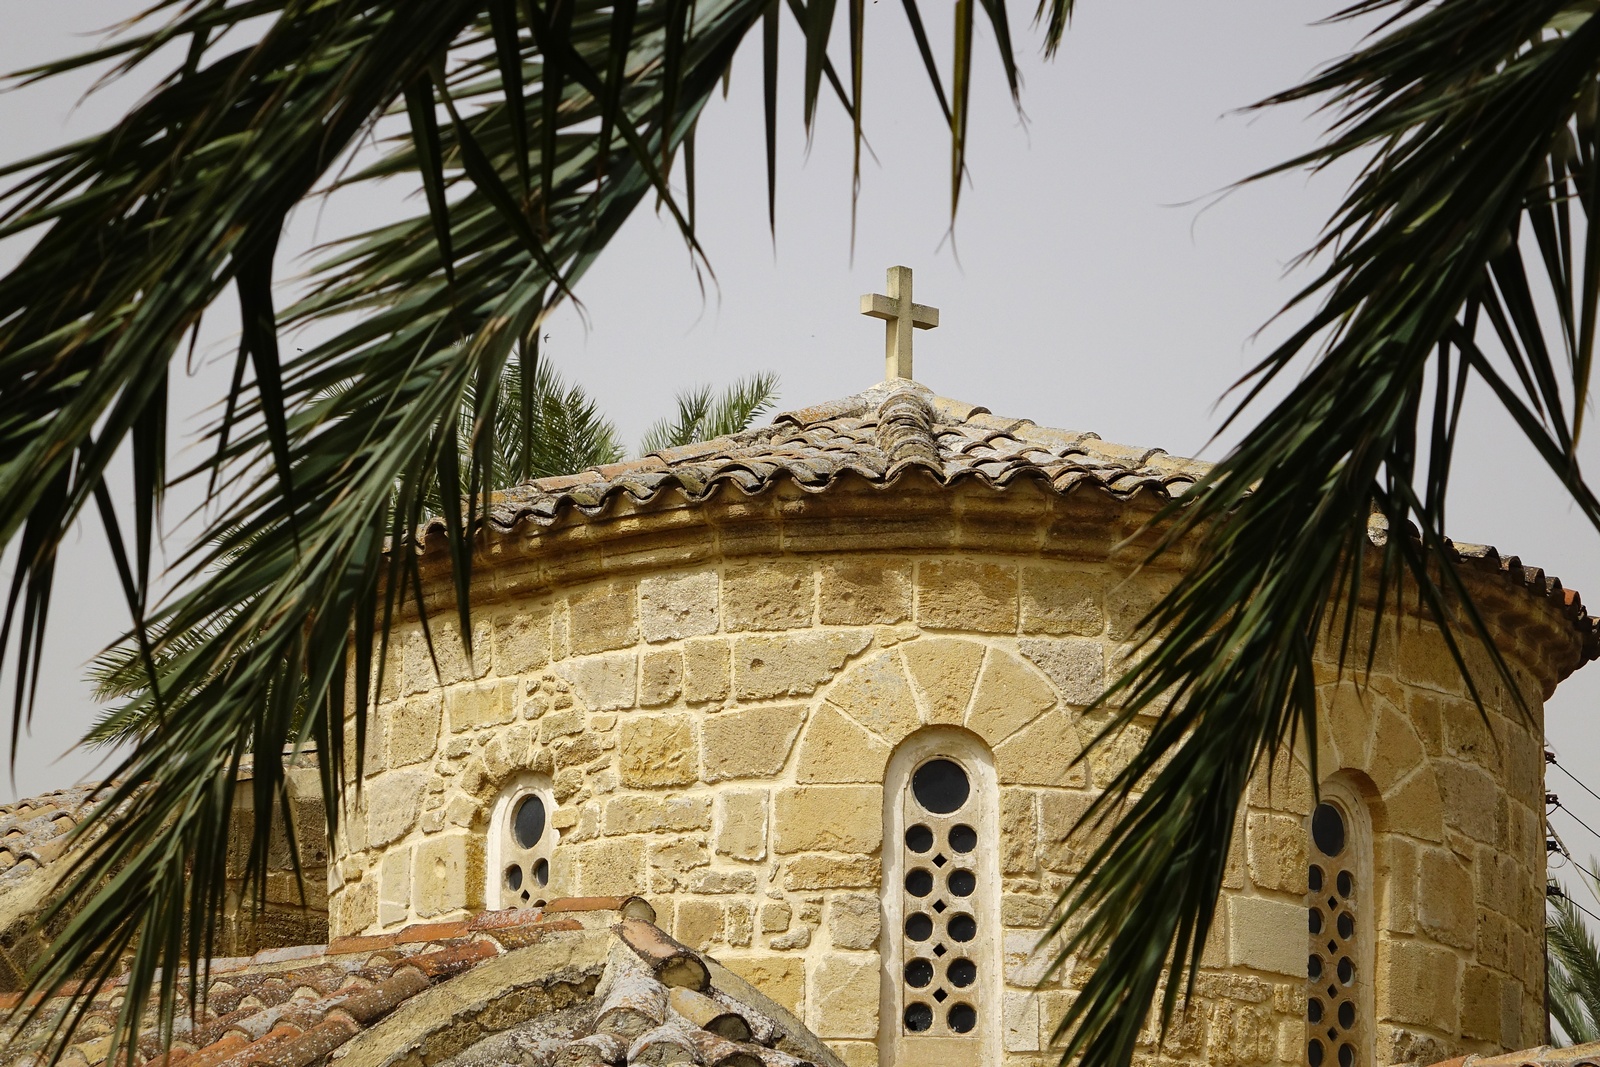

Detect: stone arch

[793,637,1081,788]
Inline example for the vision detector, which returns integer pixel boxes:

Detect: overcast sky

[6,0,1600,887]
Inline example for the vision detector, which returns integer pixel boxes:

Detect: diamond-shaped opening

[934,944,948,957]
[934,854,948,868]
[933,900,947,913]
[1327,984,1338,999]
[1327,1028,1338,1042]
[1327,896,1338,910]
[934,989,949,1003]
[1327,940,1338,954]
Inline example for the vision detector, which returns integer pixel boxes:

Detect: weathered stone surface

[718,955,805,1015]
[446,679,516,732]
[377,848,411,927]
[1018,637,1106,707]
[826,893,880,950]
[366,770,428,847]
[1020,566,1107,637]
[825,650,919,741]
[555,652,637,712]
[999,789,1037,875]
[566,582,638,654]
[819,559,912,625]
[724,562,814,631]
[1417,847,1475,949]
[619,714,697,787]
[413,832,479,918]
[773,786,882,854]
[387,694,442,767]
[1244,812,1305,894]
[916,559,1018,633]
[783,854,880,890]
[901,637,985,724]
[678,637,730,705]
[809,953,879,1039]
[1378,937,1460,1030]
[795,703,892,784]
[574,837,647,896]
[701,704,806,781]
[732,631,871,701]
[1226,894,1303,978]
[639,571,720,642]
[967,650,1058,744]
[492,607,551,676]
[639,649,683,707]
[674,899,725,949]
[714,790,768,861]
[995,708,1085,787]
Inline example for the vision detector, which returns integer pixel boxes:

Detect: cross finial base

[861,265,939,382]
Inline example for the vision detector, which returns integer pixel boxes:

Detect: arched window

[1307,781,1372,1067]
[882,730,999,1067]
[487,775,557,910]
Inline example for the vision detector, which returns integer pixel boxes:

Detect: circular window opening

[912,759,970,814]
[906,824,935,853]
[513,794,547,849]
[1308,1039,1325,1067]
[905,1003,933,1032]
[948,869,975,897]
[505,864,523,891]
[1309,864,1324,892]
[1312,803,1346,857]
[532,858,549,887]
[905,959,933,988]
[1338,1043,1355,1067]
[906,869,934,897]
[906,914,933,941]
[948,1003,977,1033]
[948,914,977,942]
[948,824,977,853]
[948,958,976,987]
[1336,870,1354,896]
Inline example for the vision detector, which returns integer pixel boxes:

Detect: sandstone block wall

[329,545,1554,1067]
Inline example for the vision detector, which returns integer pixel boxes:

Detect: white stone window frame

[486,772,558,911]
[880,727,1001,1067]
[1307,776,1374,1067]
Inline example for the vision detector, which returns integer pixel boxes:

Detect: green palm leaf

[1049,5,1600,1067]
[1549,864,1600,1045]
[638,371,780,453]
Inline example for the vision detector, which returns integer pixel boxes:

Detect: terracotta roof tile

[1416,1043,1600,1067]
[0,899,842,1067]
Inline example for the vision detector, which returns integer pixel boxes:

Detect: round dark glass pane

[949,824,977,853]
[906,824,935,853]
[1337,957,1354,984]
[949,870,976,897]
[906,913,933,941]
[906,869,934,897]
[948,958,977,987]
[1309,909,1323,935]
[1308,997,1323,1023]
[913,759,970,814]
[1309,864,1324,892]
[1338,1001,1355,1029]
[513,794,547,849]
[905,959,934,988]
[1336,870,1354,897]
[1308,1040,1325,1067]
[505,864,523,891]
[1338,1044,1355,1067]
[1308,954,1323,980]
[1336,912,1355,939]
[949,914,977,943]
[905,1003,933,1032]
[532,858,549,887]
[948,1004,977,1034]
[1312,803,1346,858]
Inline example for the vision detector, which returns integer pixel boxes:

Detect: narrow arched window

[1307,782,1371,1067]
[883,730,999,1066]
[487,775,557,910]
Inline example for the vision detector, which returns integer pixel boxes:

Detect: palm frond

[1549,862,1600,1045]
[0,2,1060,1062]
[638,371,779,454]
[1050,6,1600,1067]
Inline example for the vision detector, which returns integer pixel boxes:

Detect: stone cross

[861,265,939,381]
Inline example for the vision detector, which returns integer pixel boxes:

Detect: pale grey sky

[5,0,1600,886]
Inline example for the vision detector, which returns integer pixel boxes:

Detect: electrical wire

[1552,759,1600,808]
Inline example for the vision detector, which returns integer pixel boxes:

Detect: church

[1,268,1595,1067]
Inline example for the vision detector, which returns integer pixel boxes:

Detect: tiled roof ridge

[1418,1041,1600,1067]
[0,897,662,1067]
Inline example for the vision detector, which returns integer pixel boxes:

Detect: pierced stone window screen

[1307,780,1373,1067]
[882,729,1000,1067]
[487,774,558,910]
